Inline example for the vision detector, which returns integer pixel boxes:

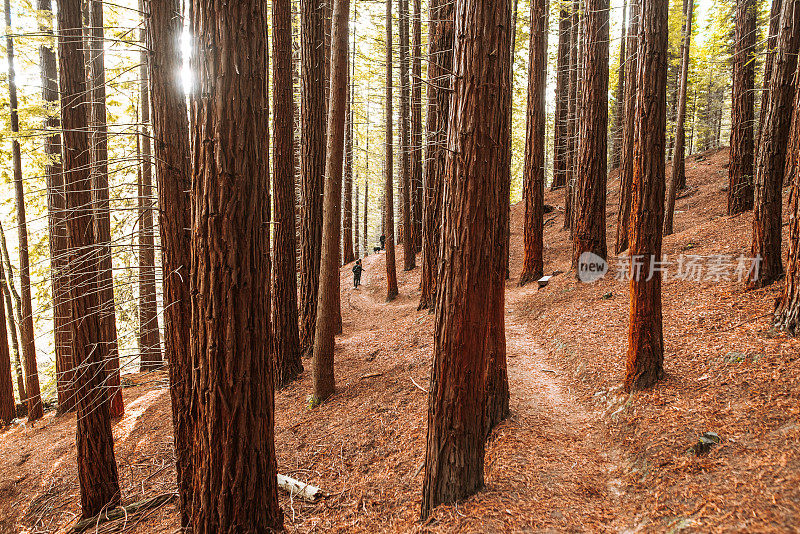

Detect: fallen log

[72,493,174,533]
[278,474,325,502]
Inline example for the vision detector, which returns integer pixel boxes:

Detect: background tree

[299,0,329,356]
[5,0,42,421]
[57,0,121,515]
[564,0,581,232]
[551,1,572,190]
[411,0,423,253]
[728,0,757,215]
[609,0,628,170]
[664,0,694,235]
[519,0,548,286]
[0,241,24,407]
[0,257,13,425]
[421,0,511,516]
[625,0,668,392]
[342,76,355,265]
[418,0,453,311]
[400,0,415,271]
[188,0,282,528]
[273,0,303,387]
[385,0,399,301]
[572,0,609,265]
[748,0,799,289]
[616,0,639,254]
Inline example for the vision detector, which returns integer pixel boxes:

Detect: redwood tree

[663,0,694,235]
[385,0,399,301]
[748,0,800,289]
[551,0,572,190]
[144,0,193,522]
[0,258,13,425]
[418,0,453,311]
[624,0,668,392]
[411,0,423,252]
[564,0,580,231]
[342,76,355,265]
[313,0,351,404]
[616,0,640,254]
[400,0,415,271]
[273,0,303,387]
[519,0,548,286]
[609,0,628,170]
[421,0,511,516]
[572,0,609,265]
[299,0,328,356]
[5,0,42,421]
[188,0,282,528]
[57,0,121,515]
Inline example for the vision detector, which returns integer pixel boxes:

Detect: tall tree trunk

[775,75,800,333]
[342,77,355,265]
[418,0,453,311]
[551,0,572,190]
[273,0,303,388]
[144,0,193,523]
[411,0,423,253]
[519,0,548,286]
[0,257,13,424]
[624,0,668,393]
[188,0,282,528]
[39,0,74,414]
[610,0,628,170]
[663,0,694,235]
[5,0,42,421]
[354,181,360,257]
[0,227,25,409]
[572,0,609,266]
[728,0,757,215]
[137,0,162,371]
[385,0,399,301]
[364,180,369,255]
[564,0,582,232]
[299,0,328,356]
[400,0,415,271]
[57,0,121,515]
[421,0,511,516]
[748,0,800,289]
[758,0,784,147]
[88,0,124,417]
[312,0,350,404]
[615,0,639,254]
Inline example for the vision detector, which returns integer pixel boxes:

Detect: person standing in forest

[353,259,364,289]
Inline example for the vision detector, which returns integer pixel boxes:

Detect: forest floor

[1,147,799,533]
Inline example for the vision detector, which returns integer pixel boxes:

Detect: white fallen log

[277,474,325,502]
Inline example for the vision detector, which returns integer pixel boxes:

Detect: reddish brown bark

[57,0,121,515]
[519,0,548,286]
[400,0,415,271]
[421,0,511,516]
[411,0,423,253]
[728,0,757,215]
[144,0,193,522]
[609,0,628,171]
[564,0,581,232]
[758,0,784,146]
[624,0,668,393]
[188,0,282,528]
[0,230,25,408]
[664,0,694,236]
[418,0,453,311]
[5,0,42,422]
[299,0,328,356]
[551,1,572,190]
[313,0,350,404]
[572,0,609,265]
[0,258,13,425]
[385,0,399,301]
[343,77,355,265]
[748,0,800,289]
[615,0,639,254]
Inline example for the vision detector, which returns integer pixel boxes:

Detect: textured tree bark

[273,0,303,388]
[354,182,360,257]
[411,0,423,253]
[363,181,369,255]
[87,0,124,417]
[0,252,24,407]
[758,0,784,147]
[551,1,572,190]
[748,0,800,289]
[775,76,800,333]
[664,0,694,236]
[421,0,511,517]
[137,0,162,371]
[728,0,757,215]
[609,0,628,171]
[400,0,415,271]
[299,0,328,357]
[564,0,582,232]
[624,0,668,393]
[312,0,351,404]
[615,0,639,254]
[385,0,399,301]
[5,0,42,422]
[144,0,193,523]
[418,0,453,311]
[0,257,13,425]
[572,0,609,266]
[38,0,74,414]
[57,0,121,515]
[343,77,355,265]
[188,0,283,529]
[519,0,548,286]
